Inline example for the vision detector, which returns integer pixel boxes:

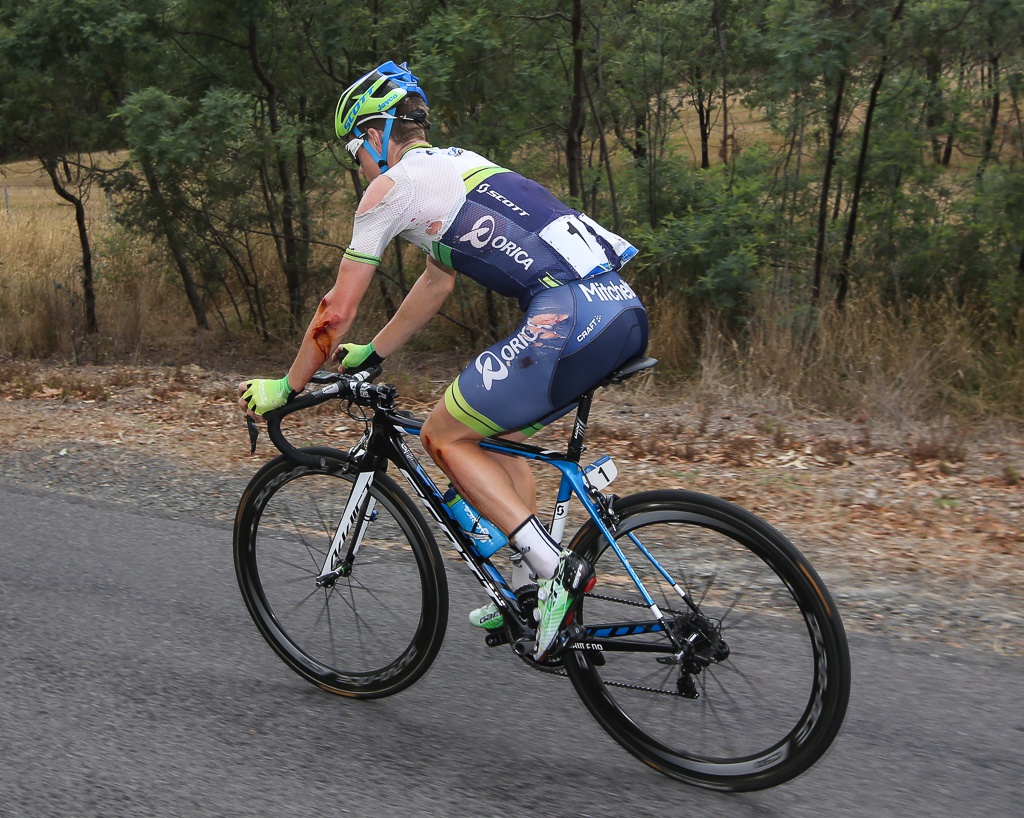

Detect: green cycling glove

[337,342,386,373]
[241,376,297,415]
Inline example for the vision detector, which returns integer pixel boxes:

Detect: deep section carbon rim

[234,450,448,698]
[564,490,850,791]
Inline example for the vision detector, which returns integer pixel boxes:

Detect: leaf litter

[1,361,1022,657]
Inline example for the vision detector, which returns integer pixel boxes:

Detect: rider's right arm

[344,173,407,265]
[286,257,376,392]
[283,175,407,392]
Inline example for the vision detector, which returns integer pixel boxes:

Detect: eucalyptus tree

[111,0,446,333]
[600,0,706,227]
[831,0,907,309]
[962,0,1024,178]
[875,0,1024,308]
[902,0,977,166]
[114,0,340,330]
[0,0,158,336]
[752,0,906,307]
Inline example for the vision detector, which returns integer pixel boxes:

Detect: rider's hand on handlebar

[335,341,385,374]
[237,376,297,418]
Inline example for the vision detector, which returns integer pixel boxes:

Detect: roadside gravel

[2,360,1021,657]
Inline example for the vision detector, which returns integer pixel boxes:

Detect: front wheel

[563,490,850,791]
[234,448,449,698]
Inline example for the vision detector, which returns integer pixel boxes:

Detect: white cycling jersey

[345,145,637,309]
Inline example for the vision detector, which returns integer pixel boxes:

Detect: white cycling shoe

[468,602,505,630]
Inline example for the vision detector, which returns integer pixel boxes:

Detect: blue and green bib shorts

[445,272,648,436]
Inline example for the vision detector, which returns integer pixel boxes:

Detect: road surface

[1,486,1020,817]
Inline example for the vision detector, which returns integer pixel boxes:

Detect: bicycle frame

[315,385,693,656]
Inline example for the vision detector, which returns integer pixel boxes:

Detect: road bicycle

[233,356,851,791]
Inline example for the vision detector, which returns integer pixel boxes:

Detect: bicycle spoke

[236,459,447,698]
[563,492,849,788]
[261,550,322,577]
[278,500,329,571]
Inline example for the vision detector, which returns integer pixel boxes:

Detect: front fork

[315,470,377,587]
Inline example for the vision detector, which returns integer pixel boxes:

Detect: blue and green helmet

[334,61,428,171]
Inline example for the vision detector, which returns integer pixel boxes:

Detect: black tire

[563,490,850,791]
[234,447,448,698]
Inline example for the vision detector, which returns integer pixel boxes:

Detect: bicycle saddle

[602,355,658,386]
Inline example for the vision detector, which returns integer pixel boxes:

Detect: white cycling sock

[510,554,535,590]
[510,515,561,580]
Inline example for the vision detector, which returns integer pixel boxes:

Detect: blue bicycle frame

[262,358,691,655]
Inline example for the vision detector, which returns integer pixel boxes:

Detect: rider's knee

[421,404,458,457]
[422,403,484,460]
[420,412,441,457]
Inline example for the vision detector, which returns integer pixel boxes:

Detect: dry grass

[736,291,1015,422]
[1,160,217,361]
[4,157,1022,422]
[0,190,81,356]
[636,285,1024,424]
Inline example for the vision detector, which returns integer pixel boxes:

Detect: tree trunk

[140,161,209,330]
[295,96,313,275]
[712,0,729,165]
[977,50,1001,180]
[582,65,620,231]
[693,74,712,170]
[925,50,945,164]
[812,71,846,306]
[837,0,904,311]
[43,159,98,334]
[1010,80,1024,163]
[942,58,969,167]
[566,0,585,200]
[249,23,304,325]
[632,111,648,161]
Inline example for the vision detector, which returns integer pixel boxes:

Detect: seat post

[566,390,595,463]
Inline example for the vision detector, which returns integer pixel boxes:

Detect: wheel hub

[667,609,730,698]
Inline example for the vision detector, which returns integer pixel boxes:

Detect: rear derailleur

[657,611,731,699]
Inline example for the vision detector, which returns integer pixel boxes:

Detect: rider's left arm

[370,256,456,357]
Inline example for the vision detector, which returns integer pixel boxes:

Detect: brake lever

[246,416,260,454]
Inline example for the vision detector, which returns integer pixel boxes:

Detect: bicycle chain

[585,591,653,609]
[544,666,682,697]
[583,590,689,619]
[535,591,689,697]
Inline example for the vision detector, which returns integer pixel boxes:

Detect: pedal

[485,631,509,648]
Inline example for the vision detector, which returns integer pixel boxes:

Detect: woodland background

[2,0,1024,419]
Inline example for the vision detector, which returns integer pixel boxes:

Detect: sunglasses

[345,136,365,166]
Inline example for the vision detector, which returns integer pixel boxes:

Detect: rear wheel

[234,448,448,698]
[564,490,850,791]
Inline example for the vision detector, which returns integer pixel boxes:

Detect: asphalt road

[1,485,1021,817]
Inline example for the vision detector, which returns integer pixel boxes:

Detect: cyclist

[238,61,648,661]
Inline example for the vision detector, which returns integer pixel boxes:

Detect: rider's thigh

[421,399,482,454]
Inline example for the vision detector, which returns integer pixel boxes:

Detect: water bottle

[442,485,508,558]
